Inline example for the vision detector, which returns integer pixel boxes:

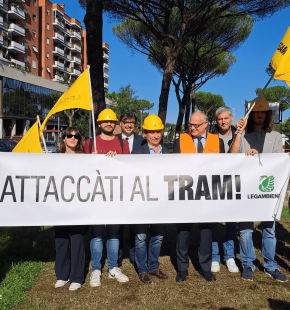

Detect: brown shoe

[150,268,168,280]
[139,272,152,284]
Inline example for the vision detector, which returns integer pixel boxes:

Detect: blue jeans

[90,225,120,271]
[135,224,164,275]
[239,221,278,270]
[212,222,237,262]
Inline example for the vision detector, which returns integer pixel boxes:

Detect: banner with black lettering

[0,153,289,226]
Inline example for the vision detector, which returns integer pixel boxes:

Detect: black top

[116,133,146,153]
[132,143,170,154]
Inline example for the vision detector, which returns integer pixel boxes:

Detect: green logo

[259,176,275,192]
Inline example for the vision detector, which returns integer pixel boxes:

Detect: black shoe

[203,271,216,282]
[176,270,188,282]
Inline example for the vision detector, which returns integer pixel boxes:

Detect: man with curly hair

[230,97,288,283]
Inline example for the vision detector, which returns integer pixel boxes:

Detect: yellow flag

[12,121,43,153]
[40,68,92,133]
[270,27,290,86]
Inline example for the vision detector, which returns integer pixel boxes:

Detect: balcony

[0,0,8,11]
[104,82,109,89]
[11,0,26,2]
[52,75,64,82]
[62,40,71,49]
[71,31,81,41]
[0,16,8,29]
[0,36,2,45]
[72,68,81,76]
[53,18,64,29]
[11,58,25,68]
[8,41,25,53]
[53,46,64,56]
[103,53,109,60]
[8,5,25,20]
[8,23,25,36]
[64,67,72,73]
[103,63,109,70]
[72,44,81,53]
[65,28,72,35]
[52,61,64,70]
[104,72,109,79]
[53,32,64,43]
[72,56,81,65]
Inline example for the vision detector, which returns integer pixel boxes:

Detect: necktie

[126,137,129,142]
[197,137,203,153]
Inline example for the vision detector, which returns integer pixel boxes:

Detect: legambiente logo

[259,176,275,192]
[247,175,279,199]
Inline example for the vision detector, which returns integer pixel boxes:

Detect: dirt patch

[18,220,290,310]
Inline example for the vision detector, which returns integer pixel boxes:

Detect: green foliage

[255,86,290,112]
[279,118,290,135]
[107,84,154,130]
[49,91,61,105]
[0,261,43,309]
[72,110,90,138]
[195,91,225,125]
[281,207,290,219]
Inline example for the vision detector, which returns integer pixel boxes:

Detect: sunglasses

[66,134,81,140]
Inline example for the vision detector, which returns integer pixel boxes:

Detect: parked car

[0,139,18,152]
[41,141,58,153]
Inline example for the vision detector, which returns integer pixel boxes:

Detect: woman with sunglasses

[54,127,86,291]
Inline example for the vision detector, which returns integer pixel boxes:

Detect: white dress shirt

[122,133,134,153]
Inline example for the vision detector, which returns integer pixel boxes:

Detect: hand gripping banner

[0,153,289,226]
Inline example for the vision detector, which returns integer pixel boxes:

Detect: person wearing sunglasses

[174,110,225,283]
[84,109,130,287]
[54,127,86,291]
[116,112,146,267]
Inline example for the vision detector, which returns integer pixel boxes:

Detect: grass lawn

[1,207,290,309]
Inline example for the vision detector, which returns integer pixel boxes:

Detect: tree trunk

[175,101,185,133]
[158,53,178,125]
[84,0,106,134]
[184,92,191,132]
[191,87,196,113]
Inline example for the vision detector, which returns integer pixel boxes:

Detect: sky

[61,1,290,124]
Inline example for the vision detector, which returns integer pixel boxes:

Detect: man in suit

[116,112,146,267]
[132,114,169,284]
[174,110,225,283]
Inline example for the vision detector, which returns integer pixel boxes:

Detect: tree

[107,84,154,130]
[255,86,290,111]
[195,91,225,128]
[107,0,290,125]
[79,0,106,125]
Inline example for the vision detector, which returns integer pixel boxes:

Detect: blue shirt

[192,131,206,149]
[148,144,162,154]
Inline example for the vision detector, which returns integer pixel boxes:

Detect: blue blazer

[116,133,146,153]
[132,143,169,154]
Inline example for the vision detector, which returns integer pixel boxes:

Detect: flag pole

[235,72,275,134]
[37,115,48,153]
[87,66,97,152]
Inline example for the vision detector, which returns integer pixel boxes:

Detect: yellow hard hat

[97,109,118,122]
[250,97,271,112]
[142,114,164,130]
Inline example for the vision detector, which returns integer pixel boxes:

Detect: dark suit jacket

[173,133,225,153]
[116,133,146,153]
[132,143,169,154]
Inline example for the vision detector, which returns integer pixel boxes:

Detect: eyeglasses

[122,121,136,125]
[189,122,205,129]
[66,134,81,140]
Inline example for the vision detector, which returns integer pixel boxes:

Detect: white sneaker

[69,282,81,291]
[226,258,239,273]
[90,270,101,287]
[211,261,220,272]
[55,280,69,288]
[108,267,129,283]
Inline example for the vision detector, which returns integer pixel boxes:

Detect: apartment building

[0,0,109,90]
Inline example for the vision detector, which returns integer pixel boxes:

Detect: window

[24,41,28,49]
[24,57,28,65]
[46,37,49,45]
[47,8,49,16]
[47,67,51,73]
[46,52,49,59]
[32,45,38,53]
[33,0,37,6]
[24,8,28,15]
[32,29,36,38]
[32,60,37,69]
[24,25,28,33]
[32,14,36,22]
[47,23,49,30]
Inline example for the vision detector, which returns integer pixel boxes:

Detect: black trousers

[176,223,213,272]
[55,226,85,284]
[91,224,120,239]
[118,224,135,265]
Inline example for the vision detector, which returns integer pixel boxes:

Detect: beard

[101,125,115,134]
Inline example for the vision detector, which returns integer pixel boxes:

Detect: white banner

[0,153,289,226]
